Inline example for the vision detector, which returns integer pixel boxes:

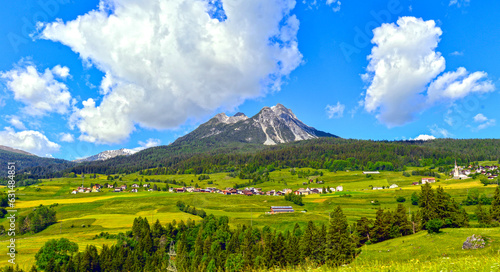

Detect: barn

[270,206,295,214]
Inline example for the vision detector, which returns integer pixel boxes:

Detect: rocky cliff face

[173,103,338,146]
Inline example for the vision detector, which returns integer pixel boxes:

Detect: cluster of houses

[72,183,155,194]
[71,184,103,194]
[467,165,499,180]
[170,185,344,196]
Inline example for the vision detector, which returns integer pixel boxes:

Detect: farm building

[421,178,436,184]
[389,184,398,189]
[270,206,295,214]
[363,171,380,174]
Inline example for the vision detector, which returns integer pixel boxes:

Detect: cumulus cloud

[473,113,488,123]
[472,113,495,131]
[325,102,345,119]
[59,132,75,142]
[363,17,494,127]
[0,127,60,156]
[0,63,72,116]
[131,138,161,152]
[40,0,302,144]
[413,134,436,141]
[6,115,26,130]
[427,67,494,103]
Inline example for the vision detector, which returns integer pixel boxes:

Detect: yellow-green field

[1,167,499,270]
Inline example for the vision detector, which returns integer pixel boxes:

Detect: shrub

[426,219,443,234]
[396,196,406,203]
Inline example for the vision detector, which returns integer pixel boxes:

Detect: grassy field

[1,167,499,270]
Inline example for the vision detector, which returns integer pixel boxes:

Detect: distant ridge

[0,145,36,156]
[73,148,137,163]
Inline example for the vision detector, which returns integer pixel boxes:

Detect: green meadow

[1,167,499,270]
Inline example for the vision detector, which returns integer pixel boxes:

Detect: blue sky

[0,0,499,160]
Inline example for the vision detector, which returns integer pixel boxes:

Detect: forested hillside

[59,138,500,176]
[0,149,73,177]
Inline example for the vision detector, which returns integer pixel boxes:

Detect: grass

[1,166,499,269]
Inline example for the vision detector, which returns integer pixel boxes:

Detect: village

[70,162,499,196]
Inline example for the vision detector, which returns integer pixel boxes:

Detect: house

[120,185,127,190]
[363,171,380,174]
[94,184,102,189]
[131,188,138,193]
[71,190,78,194]
[77,187,85,193]
[283,188,293,195]
[336,185,343,192]
[329,187,336,192]
[131,184,140,188]
[243,190,253,196]
[316,180,324,184]
[143,184,150,188]
[175,188,185,193]
[270,206,294,214]
[421,177,436,184]
[310,188,321,194]
[107,184,114,188]
[412,182,419,186]
[372,187,383,190]
[389,184,398,189]
[114,188,122,192]
[91,186,100,193]
[84,188,91,193]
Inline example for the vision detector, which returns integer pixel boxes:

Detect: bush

[426,219,443,234]
[396,196,406,202]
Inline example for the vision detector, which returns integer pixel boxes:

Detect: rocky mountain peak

[172,104,338,146]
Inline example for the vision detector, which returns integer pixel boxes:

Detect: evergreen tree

[491,186,500,221]
[476,202,491,225]
[324,206,355,267]
[419,183,437,228]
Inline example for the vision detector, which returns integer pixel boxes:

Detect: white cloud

[51,65,70,79]
[413,134,436,141]
[131,138,161,152]
[325,102,345,119]
[450,51,463,56]
[427,67,494,103]
[326,0,341,12]
[6,115,26,130]
[59,132,75,142]
[473,113,488,123]
[363,17,494,127]
[472,113,496,131]
[0,63,72,116]
[449,0,470,7]
[430,124,453,138]
[0,127,60,156]
[40,0,302,144]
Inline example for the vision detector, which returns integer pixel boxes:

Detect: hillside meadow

[1,167,499,270]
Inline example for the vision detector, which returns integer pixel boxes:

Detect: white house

[71,190,78,194]
[336,185,343,192]
[389,184,398,189]
[372,187,383,190]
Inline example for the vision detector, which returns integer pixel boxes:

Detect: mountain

[173,103,338,146]
[0,145,36,156]
[0,146,72,177]
[74,148,137,163]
